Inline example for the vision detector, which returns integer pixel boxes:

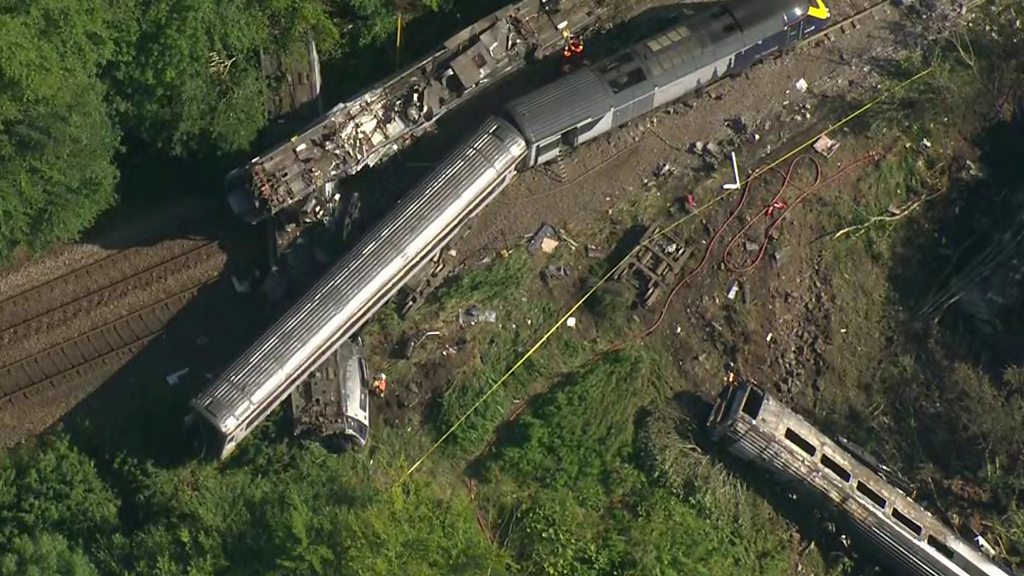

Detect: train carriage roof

[503,66,614,145]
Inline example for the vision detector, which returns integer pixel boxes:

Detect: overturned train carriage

[191,118,527,458]
[708,382,1016,576]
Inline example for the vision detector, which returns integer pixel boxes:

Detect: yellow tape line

[397,66,933,484]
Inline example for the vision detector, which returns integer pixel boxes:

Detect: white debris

[795,77,809,93]
[920,137,933,149]
[565,316,577,329]
[766,332,774,344]
[726,280,740,300]
[975,535,997,557]
[813,135,841,158]
[166,368,190,386]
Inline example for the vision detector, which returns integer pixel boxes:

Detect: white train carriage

[191,117,527,458]
[708,381,1015,576]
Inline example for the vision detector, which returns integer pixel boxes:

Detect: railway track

[0,239,217,333]
[0,284,210,407]
[0,240,222,351]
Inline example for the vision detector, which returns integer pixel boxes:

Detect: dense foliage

[0,0,121,257]
[0,435,504,575]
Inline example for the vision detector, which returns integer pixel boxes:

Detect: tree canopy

[0,0,122,256]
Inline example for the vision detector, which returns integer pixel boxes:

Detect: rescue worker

[371,373,387,398]
[562,34,584,64]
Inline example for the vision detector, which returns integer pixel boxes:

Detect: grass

[471,348,799,575]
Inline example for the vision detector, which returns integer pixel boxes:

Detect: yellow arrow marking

[808,0,831,19]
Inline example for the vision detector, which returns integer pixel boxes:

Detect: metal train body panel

[192,117,527,457]
[708,382,1014,576]
[229,0,604,223]
[504,0,827,169]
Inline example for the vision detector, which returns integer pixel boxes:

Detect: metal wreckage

[226,0,606,226]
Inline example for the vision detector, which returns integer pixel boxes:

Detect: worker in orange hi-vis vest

[561,34,585,73]
[371,373,387,398]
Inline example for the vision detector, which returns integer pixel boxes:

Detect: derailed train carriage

[190,0,832,458]
[708,381,1016,576]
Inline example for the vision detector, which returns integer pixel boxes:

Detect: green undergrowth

[0,433,505,575]
[472,349,798,575]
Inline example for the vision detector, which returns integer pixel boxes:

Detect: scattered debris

[795,77,809,92]
[726,116,749,136]
[766,332,774,344]
[231,274,252,294]
[459,305,497,326]
[689,140,722,161]
[726,280,740,300]
[975,534,997,558]
[565,316,577,329]
[543,264,571,283]
[614,225,694,308]
[528,223,561,254]
[166,368,190,386]
[813,134,841,158]
[654,162,675,179]
[963,159,983,179]
[402,330,441,359]
[920,137,933,150]
[556,228,579,250]
[585,244,605,259]
[722,151,741,190]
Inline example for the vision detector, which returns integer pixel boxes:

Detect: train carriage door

[785,20,804,47]
[560,126,580,148]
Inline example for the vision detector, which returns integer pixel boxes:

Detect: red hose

[639,151,882,340]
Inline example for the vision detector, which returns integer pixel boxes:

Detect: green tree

[0,435,119,548]
[109,0,338,156]
[0,532,98,576]
[0,0,123,258]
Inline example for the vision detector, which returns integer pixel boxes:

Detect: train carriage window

[608,67,647,94]
[740,386,763,419]
[784,428,817,457]
[927,535,955,560]
[821,453,852,482]
[856,481,887,509]
[536,138,560,158]
[891,507,923,536]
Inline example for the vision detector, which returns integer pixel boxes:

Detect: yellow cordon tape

[397,66,933,485]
